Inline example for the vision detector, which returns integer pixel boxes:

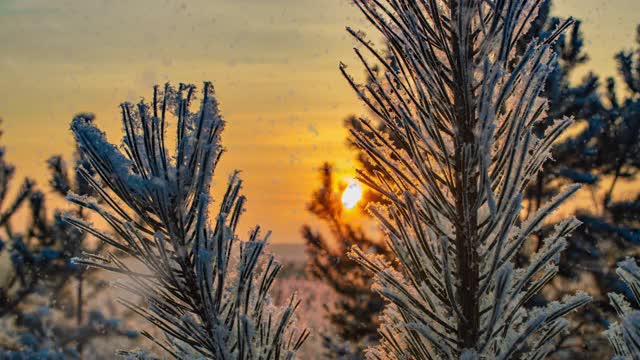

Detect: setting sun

[341,179,363,210]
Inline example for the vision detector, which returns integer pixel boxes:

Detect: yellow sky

[1,0,639,243]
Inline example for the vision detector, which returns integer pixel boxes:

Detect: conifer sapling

[343,1,591,358]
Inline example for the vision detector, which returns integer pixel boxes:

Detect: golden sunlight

[341,179,363,210]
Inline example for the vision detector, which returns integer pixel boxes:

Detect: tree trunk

[451,0,480,349]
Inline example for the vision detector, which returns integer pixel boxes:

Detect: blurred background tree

[302,162,389,358]
[553,24,640,356]
[0,116,136,359]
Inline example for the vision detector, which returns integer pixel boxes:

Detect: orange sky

[1,0,639,243]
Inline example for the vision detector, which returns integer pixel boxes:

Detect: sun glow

[341,180,363,210]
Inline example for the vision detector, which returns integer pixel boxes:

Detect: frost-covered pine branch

[342,1,590,358]
[605,259,640,359]
[66,82,308,358]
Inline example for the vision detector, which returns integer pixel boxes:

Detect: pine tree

[583,24,640,231]
[302,162,389,357]
[306,2,600,356]
[66,82,308,358]
[530,23,640,281]
[342,1,590,357]
[523,4,602,213]
[556,23,640,302]
[0,120,134,358]
[560,27,640,356]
